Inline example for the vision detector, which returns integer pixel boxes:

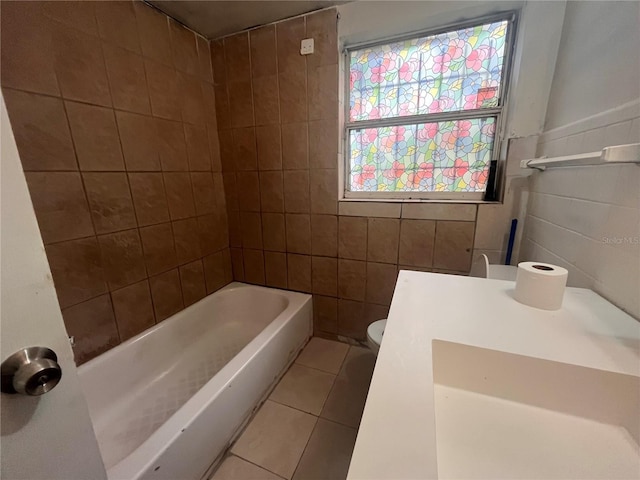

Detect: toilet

[367,319,386,355]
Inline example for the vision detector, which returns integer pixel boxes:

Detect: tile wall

[1,1,231,363]
[211,9,479,342]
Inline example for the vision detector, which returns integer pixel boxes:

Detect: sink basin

[432,340,640,479]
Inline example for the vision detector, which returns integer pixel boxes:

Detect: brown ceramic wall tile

[250,25,277,78]
[399,219,436,268]
[311,215,337,257]
[140,223,178,275]
[42,1,98,35]
[103,43,151,114]
[179,260,206,306]
[95,1,140,54]
[308,64,338,121]
[309,119,338,169]
[310,169,337,214]
[51,26,111,106]
[337,299,365,340]
[134,1,172,65]
[198,213,227,255]
[237,171,261,212]
[3,90,76,171]
[287,254,311,292]
[276,17,306,73]
[312,256,337,296]
[156,118,189,171]
[433,221,475,272]
[172,217,201,264]
[208,124,223,170]
[214,84,231,130]
[233,127,258,171]
[197,35,213,82]
[111,280,155,340]
[66,101,125,171]
[279,69,307,124]
[305,9,338,69]
[222,172,239,211]
[243,248,266,285]
[365,262,398,306]
[364,303,389,326]
[128,173,170,226]
[169,19,198,76]
[283,170,310,213]
[367,218,399,264]
[203,251,228,293]
[265,251,288,288]
[202,84,218,126]
[46,237,107,308]
[259,171,285,213]
[228,211,242,247]
[62,294,119,364]
[179,72,206,125]
[1,2,59,96]
[163,173,196,220]
[184,124,211,170]
[240,212,263,249]
[116,111,161,171]
[286,213,311,254]
[218,130,236,172]
[281,122,309,170]
[313,295,338,334]
[149,268,184,320]
[253,74,280,125]
[338,259,366,301]
[191,172,216,215]
[230,247,245,280]
[338,216,367,260]
[228,80,254,128]
[262,213,287,252]
[145,59,182,121]
[25,172,94,244]
[83,172,137,234]
[98,229,147,290]
[225,32,251,82]
[256,125,282,170]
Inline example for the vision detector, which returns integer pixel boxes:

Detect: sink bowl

[432,340,640,479]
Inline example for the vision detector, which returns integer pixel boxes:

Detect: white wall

[521,1,640,319]
[543,1,640,130]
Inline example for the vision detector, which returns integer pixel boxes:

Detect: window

[345,15,515,200]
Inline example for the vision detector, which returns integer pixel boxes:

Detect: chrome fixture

[1,347,62,395]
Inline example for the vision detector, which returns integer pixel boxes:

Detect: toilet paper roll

[514,262,568,311]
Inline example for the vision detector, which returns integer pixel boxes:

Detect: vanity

[347,271,640,480]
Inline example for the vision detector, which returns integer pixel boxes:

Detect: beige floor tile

[320,346,377,428]
[292,418,358,480]
[338,346,377,386]
[270,364,336,415]
[231,400,317,479]
[211,455,283,480]
[295,337,349,374]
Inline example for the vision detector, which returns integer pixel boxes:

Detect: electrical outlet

[300,38,314,55]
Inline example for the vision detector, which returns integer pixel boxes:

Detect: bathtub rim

[77,282,312,480]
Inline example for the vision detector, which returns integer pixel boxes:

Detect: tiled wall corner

[1,0,231,363]
[212,8,478,342]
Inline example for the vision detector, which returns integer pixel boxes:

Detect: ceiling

[149,1,346,39]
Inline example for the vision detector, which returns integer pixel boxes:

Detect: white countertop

[347,271,640,480]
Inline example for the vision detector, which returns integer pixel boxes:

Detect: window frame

[342,11,519,202]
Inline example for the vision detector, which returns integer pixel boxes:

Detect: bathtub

[78,282,312,480]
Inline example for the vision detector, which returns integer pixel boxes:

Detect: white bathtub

[78,282,312,480]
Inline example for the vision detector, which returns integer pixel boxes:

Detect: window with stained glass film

[346,18,512,196]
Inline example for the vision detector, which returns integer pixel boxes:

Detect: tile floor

[211,337,377,480]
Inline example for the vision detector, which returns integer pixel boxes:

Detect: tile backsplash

[1,0,231,363]
[212,8,479,342]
